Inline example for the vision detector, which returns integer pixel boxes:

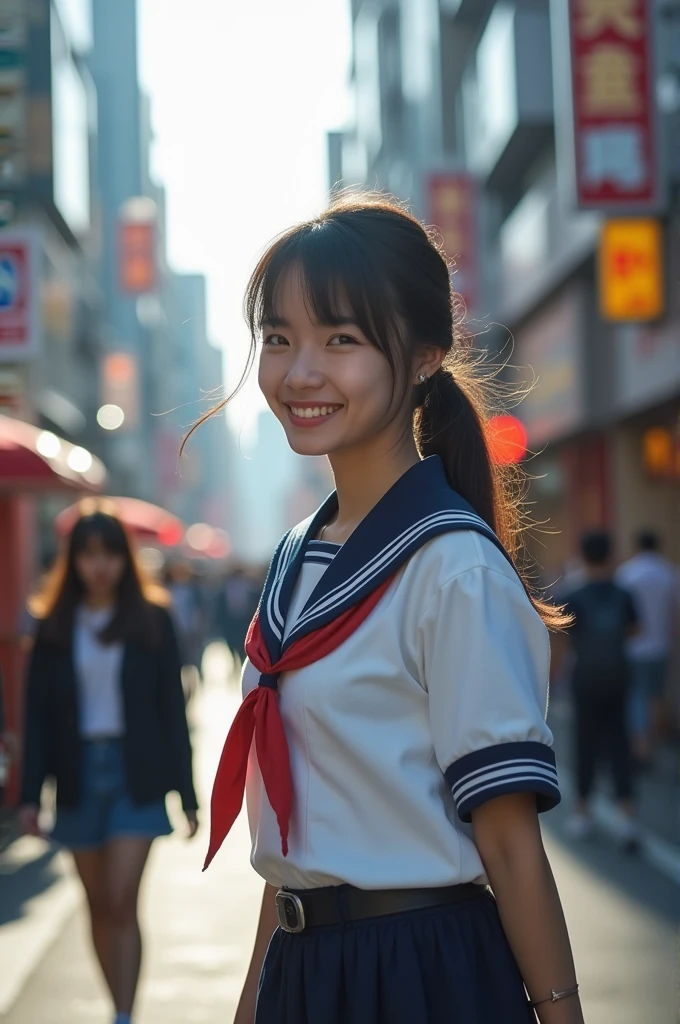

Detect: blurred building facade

[334,0,680,586]
[0,0,231,788]
[88,0,230,529]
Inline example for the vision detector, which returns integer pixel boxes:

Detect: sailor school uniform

[206,456,560,1024]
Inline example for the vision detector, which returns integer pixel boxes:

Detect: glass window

[51,6,91,234]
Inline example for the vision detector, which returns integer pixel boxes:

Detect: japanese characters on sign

[568,0,661,210]
[598,218,664,320]
[424,173,478,314]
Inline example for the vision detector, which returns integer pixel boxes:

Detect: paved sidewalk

[549,691,680,883]
[0,645,263,1024]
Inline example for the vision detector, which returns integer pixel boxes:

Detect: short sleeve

[418,564,560,823]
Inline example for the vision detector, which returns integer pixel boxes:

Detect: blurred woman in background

[20,507,198,1024]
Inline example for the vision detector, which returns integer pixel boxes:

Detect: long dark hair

[186,192,566,629]
[30,505,169,647]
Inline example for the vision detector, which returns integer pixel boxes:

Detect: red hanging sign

[568,0,661,210]
[425,173,478,315]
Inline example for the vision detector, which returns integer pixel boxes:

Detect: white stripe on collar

[287,509,491,639]
[266,516,317,634]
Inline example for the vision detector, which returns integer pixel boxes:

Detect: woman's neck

[325,432,421,544]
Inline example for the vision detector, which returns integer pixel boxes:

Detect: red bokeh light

[486,415,528,465]
[157,520,184,547]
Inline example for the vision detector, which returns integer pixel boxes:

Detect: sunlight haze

[138,0,352,429]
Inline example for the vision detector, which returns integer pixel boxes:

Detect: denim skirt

[256,885,535,1024]
[51,738,172,850]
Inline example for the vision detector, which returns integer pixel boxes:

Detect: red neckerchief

[203,575,394,869]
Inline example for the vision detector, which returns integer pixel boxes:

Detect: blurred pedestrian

[560,530,638,850]
[164,558,206,696]
[616,530,680,767]
[20,508,198,1024]
[213,564,259,670]
[201,197,583,1024]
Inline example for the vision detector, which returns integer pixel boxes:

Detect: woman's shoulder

[404,529,518,595]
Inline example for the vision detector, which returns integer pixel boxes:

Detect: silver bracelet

[529,983,579,1009]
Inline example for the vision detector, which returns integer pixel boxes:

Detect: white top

[616,552,680,660]
[243,531,558,890]
[74,606,125,739]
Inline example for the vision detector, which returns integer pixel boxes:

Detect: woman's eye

[263,334,289,347]
[328,334,359,347]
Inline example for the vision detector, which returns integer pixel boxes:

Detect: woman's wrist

[530,983,579,1009]
[534,992,585,1024]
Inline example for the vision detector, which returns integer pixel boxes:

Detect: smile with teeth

[289,405,343,419]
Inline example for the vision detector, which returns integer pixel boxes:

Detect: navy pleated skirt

[256,885,535,1024]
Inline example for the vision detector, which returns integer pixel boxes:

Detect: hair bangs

[250,220,403,366]
[70,512,130,558]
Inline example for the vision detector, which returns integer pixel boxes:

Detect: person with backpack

[560,530,639,850]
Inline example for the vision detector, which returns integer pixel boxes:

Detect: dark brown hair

[30,503,169,647]
[187,192,566,629]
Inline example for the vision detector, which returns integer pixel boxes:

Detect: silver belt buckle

[275,890,306,933]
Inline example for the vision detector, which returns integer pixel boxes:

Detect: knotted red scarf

[203,575,394,869]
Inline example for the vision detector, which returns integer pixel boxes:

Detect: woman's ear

[413,347,446,384]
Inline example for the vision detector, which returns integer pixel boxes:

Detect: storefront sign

[118,221,156,294]
[0,228,41,362]
[599,217,663,320]
[612,321,680,414]
[642,427,680,479]
[568,0,662,210]
[425,173,478,314]
[514,286,585,446]
[0,5,27,188]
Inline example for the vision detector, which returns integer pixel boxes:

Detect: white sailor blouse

[205,456,560,888]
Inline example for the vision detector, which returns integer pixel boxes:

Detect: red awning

[0,414,107,494]
[55,496,185,546]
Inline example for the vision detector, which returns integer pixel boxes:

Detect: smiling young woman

[194,194,582,1024]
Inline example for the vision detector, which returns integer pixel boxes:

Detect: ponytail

[416,367,498,540]
[415,365,567,630]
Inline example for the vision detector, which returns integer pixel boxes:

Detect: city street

[0,645,677,1024]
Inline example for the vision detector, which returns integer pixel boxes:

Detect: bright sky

[138,0,352,430]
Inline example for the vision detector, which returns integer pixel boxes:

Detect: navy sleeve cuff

[444,741,561,823]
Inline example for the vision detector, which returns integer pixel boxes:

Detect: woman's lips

[286,404,343,427]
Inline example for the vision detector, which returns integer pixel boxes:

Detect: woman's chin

[286,433,335,457]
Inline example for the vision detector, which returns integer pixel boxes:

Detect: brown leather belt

[275,882,489,933]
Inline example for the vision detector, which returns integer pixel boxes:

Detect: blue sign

[0,256,18,309]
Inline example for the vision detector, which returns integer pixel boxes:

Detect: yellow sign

[599,218,664,321]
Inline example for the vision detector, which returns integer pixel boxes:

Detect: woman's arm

[472,792,584,1024]
[158,608,199,815]
[20,641,49,812]
[234,882,279,1024]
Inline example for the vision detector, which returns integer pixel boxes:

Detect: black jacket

[21,606,198,811]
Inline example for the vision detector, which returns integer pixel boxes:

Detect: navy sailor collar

[258,455,510,660]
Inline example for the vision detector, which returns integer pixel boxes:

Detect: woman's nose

[284,354,324,390]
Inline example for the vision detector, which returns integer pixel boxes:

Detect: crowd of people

[553,528,679,852]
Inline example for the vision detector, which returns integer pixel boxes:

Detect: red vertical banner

[568,0,661,210]
[118,221,156,294]
[425,173,478,314]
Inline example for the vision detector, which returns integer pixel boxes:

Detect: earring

[418,373,427,384]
